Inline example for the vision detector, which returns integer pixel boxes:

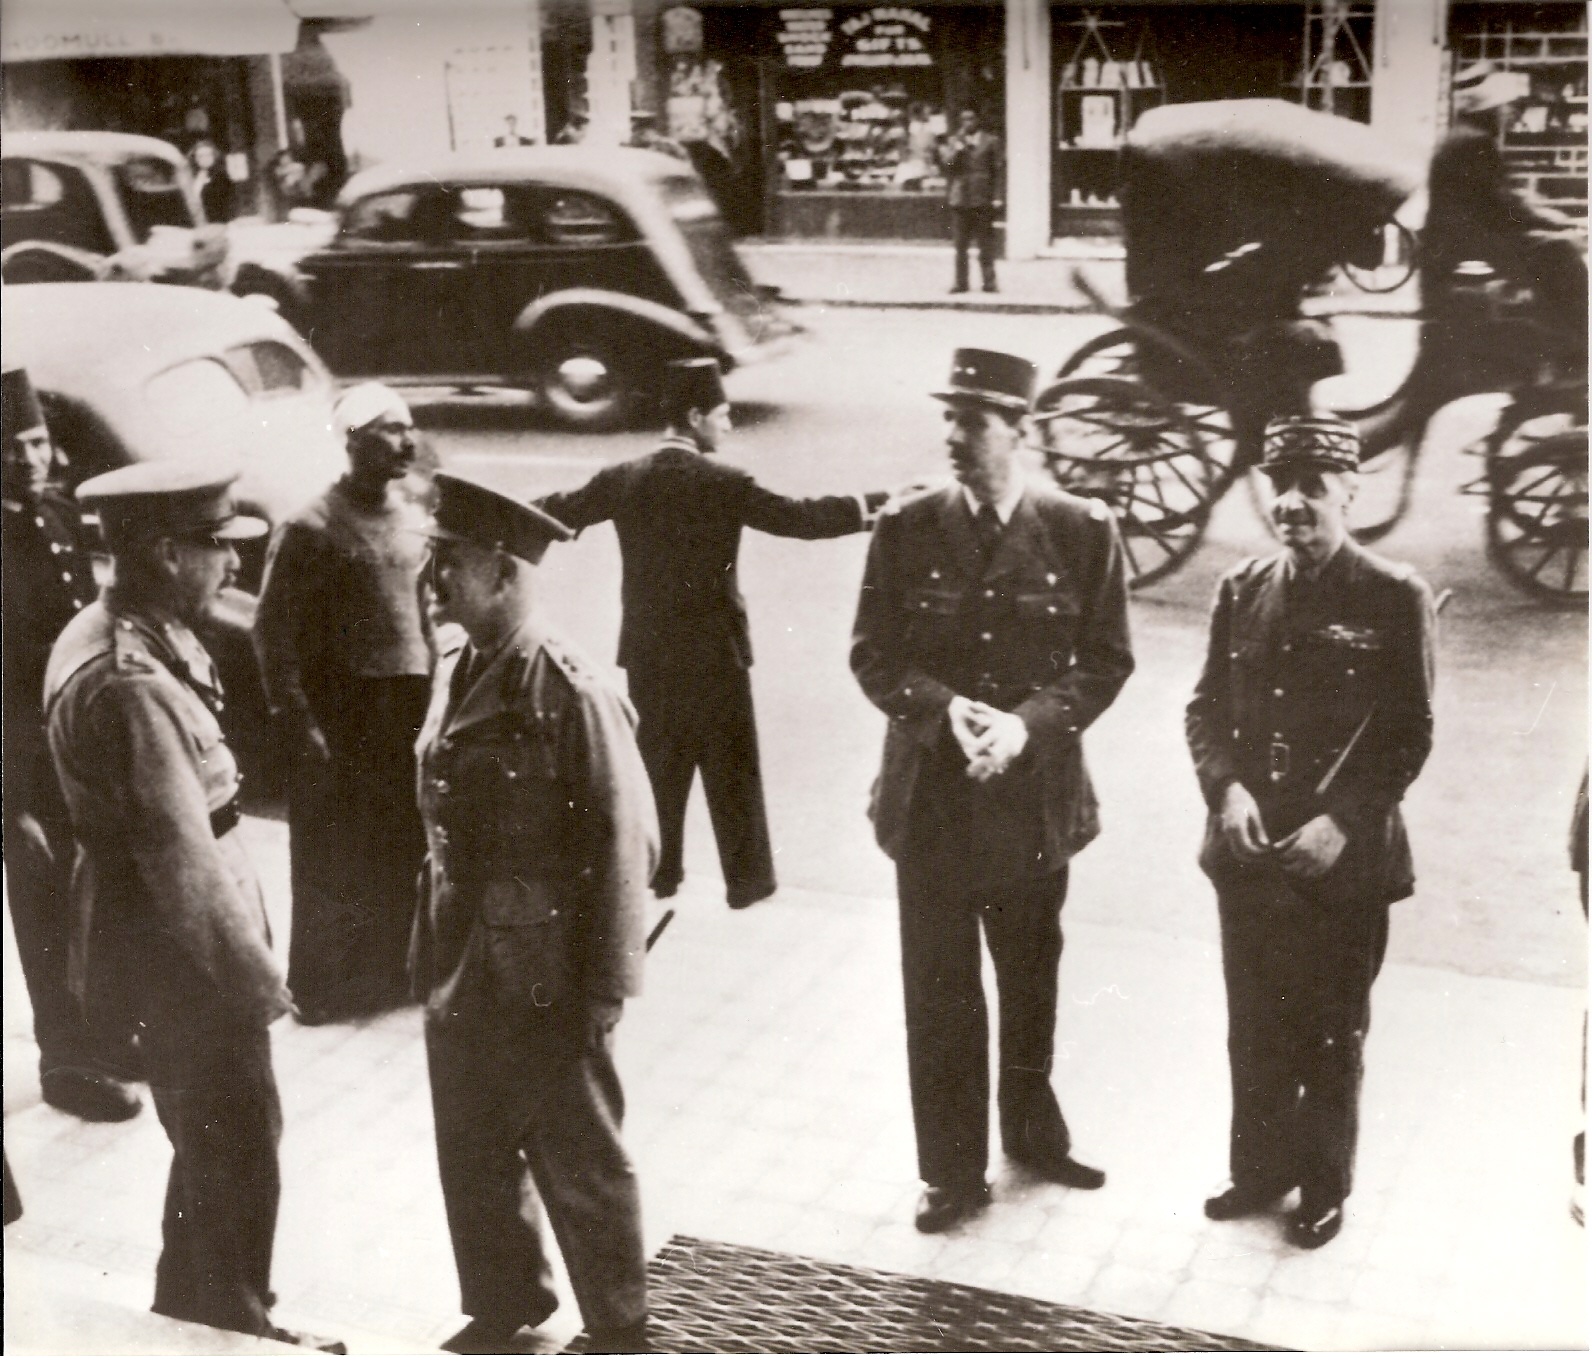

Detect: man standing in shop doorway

[939,109,1003,295]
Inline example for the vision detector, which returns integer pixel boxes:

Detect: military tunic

[539,438,881,904]
[1186,539,1435,1206]
[412,618,658,1335]
[851,480,1133,1189]
[45,594,291,1335]
[1,488,121,1077]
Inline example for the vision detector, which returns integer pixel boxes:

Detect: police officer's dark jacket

[1186,538,1436,908]
[852,479,1134,872]
[538,439,880,671]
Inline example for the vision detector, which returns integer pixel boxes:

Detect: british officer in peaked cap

[538,355,888,911]
[1187,414,1436,1250]
[43,461,342,1350]
[413,473,658,1355]
[2,367,143,1123]
[851,348,1134,1234]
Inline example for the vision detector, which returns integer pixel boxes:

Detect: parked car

[229,146,803,429]
[3,282,347,802]
[1,131,227,288]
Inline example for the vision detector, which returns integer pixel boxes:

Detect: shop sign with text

[773,6,934,73]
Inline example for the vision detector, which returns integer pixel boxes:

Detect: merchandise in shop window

[776,86,945,193]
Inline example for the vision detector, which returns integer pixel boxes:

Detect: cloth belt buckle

[1268,741,1291,783]
[210,797,241,838]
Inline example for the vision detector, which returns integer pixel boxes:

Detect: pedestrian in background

[851,348,1134,1234]
[1186,415,1437,1250]
[538,356,887,909]
[938,108,1003,295]
[44,463,342,1352]
[2,367,142,1123]
[253,382,434,1025]
[412,474,656,1356]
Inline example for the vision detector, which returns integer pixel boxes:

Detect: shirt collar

[962,465,1025,525]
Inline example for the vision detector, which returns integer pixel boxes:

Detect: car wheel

[534,328,635,432]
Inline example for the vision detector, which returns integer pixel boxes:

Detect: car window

[113,156,197,243]
[1,158,116,254]
[343,190,426,243]
[542,192,625,246]
[658,174,720,225]
[223,341,315,396]
[145,359,252,435]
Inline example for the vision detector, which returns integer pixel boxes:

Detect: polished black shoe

[442,1299,559,1354]
[727,878,776,910]
[265,1328,347,1354]
[1203,1179,1293,1221]
[651,877,680,901]
[585,1320,650,1353]
[949,285,969,295]
[40,1065,141,1122]
[1287,1200,1345,1250]
[1011,1150,1106,1191]
[914,1181,991,1233]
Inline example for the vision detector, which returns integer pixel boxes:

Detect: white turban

[334,382,413,438]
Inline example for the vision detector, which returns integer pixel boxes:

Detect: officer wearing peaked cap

[413,473,657,1356]
[2,368,144,1124]
[851,349,1134,1234]
[1187,414,1436,1251]
[43,462,343,1351]
[538,355,889,911]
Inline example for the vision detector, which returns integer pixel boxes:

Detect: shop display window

[776,90,947,193]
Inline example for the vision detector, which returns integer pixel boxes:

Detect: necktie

[973,503,1003,563]
[445,646,479,720]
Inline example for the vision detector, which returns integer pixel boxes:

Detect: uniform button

[919,601,929,610]
[72,599,83,610]
[49,542,62,555]
[61,572,73,583]
[1345,667,1356,676]
[33,516,45,529]
[1282,642,1292,653]
[1229,651,1240,660]
[1270,771,1282,782]
[1273,732,1284,740]
[505,769,517,780]
[903,687,913,697]
[435,780,450,794]
[980,632,992,642]
[1047,605,1058,615]
[984,589,995,598]
[1273,687,1285,697]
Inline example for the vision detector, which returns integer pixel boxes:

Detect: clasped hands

[1219,781,1345,879]
[948,695,1028,783]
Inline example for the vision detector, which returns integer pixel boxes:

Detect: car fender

[513,289,721,362]
[0,240,116,284]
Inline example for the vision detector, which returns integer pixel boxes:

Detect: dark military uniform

[1186,539,1436,1209]
[2,486,119,1084]
[46,595,292,1334]
[851,479,1133,1191]
[412,619,657,1339]
[539,438,880,904]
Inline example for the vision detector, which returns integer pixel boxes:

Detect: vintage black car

[232,146,803,429]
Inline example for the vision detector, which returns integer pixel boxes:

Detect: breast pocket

[903,586,961,648]
[1014,588,1080,660]
[479,875,571,1015]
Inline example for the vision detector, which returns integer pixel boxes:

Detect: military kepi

[662,356,727,421]
[2,366,47,444]
[931,348,1037,412]
[75,461,268,547]
[432,471,573,565]
[1260,415,1362,477]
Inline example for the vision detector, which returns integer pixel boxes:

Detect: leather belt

[210,797,241,838]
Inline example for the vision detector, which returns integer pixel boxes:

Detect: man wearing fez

[44,463,342,1350]
[413,473,657,1355]
[539,356,886,910]
[254,382,433,1024]
[3,367,142,1122]
[1187,415,1436,1250]
[851,349,1134,1233]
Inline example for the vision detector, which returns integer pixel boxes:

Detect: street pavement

[4,301,1586,1352]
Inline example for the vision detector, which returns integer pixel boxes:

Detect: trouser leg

[1294,903,1389,1207]
[983,870,1070,1161]
[951,209,971,290]
[974,208,997,289]
[147,1024,281,1335]
[697,665,775,901]
[1217,873,1303,1191]
[520,1022,648,1334]
[897,857,989,1188]
[627,670,697,894]
[425,1021,559,1327]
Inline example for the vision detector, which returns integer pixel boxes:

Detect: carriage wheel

[1486,426,1588,605]
[1030,375,1216,588]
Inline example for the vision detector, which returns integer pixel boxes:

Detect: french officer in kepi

[413,473,658,1355]
[44,461,342,1350]
[851,348,1135,1234]
[1186,414,1437,1250]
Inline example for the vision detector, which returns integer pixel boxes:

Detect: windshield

[114,156,197,243]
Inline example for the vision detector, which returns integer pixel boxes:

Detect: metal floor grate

[566,1235,1281,1353]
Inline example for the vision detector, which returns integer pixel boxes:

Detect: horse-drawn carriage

[1031,99,1588,603]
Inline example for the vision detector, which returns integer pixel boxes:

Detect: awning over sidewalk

[1,0,300,63]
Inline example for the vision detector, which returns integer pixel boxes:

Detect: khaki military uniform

[1186,539,1436,1207]
[412,618,658,1336]
[45,594,290,1334]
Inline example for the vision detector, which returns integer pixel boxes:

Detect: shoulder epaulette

[539,633,587,685]
[112,619,163,675]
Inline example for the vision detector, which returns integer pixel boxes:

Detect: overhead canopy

[2,0,300,62]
